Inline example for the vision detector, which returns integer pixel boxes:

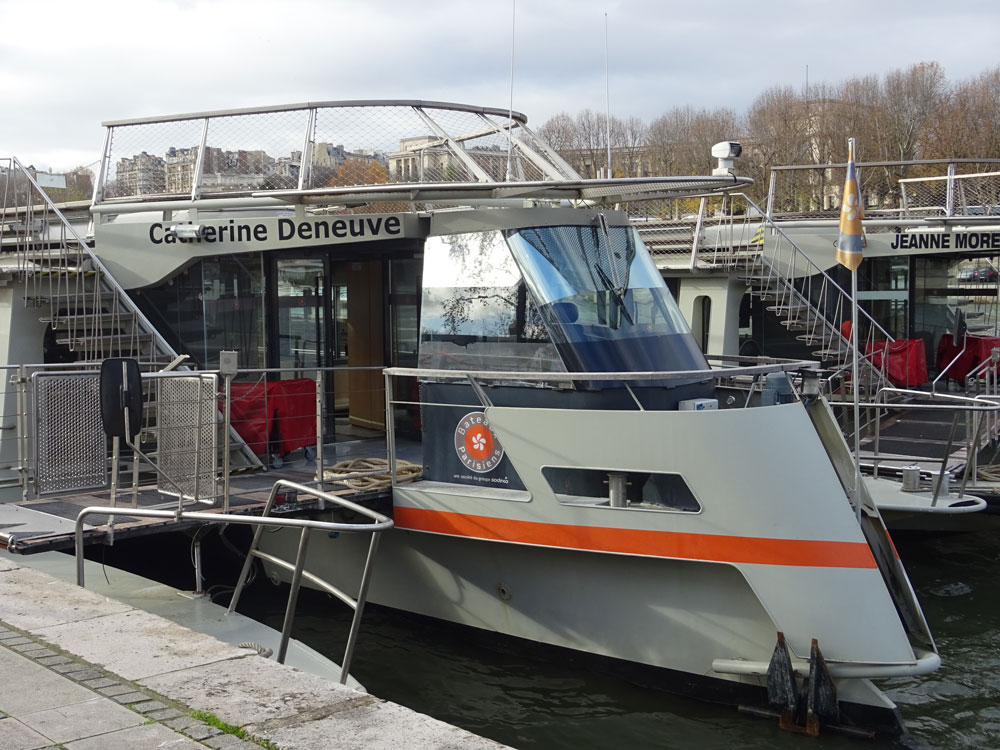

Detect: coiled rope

[318,457,422,489]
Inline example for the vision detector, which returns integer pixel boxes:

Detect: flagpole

[851,269,862,524]
[837,136,865,526]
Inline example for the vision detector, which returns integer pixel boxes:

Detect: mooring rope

[318,457,422,489]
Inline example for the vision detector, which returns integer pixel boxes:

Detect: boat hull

[261,400,929,736]
[259,522,907,736]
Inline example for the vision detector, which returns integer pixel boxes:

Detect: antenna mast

[604,12,611,178]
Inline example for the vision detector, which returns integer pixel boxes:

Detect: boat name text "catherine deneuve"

[148,216,404,245]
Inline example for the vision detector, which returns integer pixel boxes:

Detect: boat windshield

[505,221,709,374]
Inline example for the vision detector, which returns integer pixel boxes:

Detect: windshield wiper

[591,213,633,326]
[593,263,634,326]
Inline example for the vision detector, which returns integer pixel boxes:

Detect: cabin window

[504,223,709,376]
[133,252,266,369]
[542,467,701,512]
[692,295,711,353]
[418,232,565,372]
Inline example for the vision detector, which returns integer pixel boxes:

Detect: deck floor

[0,437,415,555]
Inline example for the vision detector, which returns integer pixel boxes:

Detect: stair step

[55,333,155,346]
[25,291,117,305]
[765,303,809,313]
[27,269,96,278]
[813,348,852,358]
[796,334,830,344]
[41,312,140,325]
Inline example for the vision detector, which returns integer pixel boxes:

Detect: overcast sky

[2,0,997,172]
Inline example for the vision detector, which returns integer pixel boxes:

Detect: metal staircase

[696,193,894,398]
[2,157,260,495]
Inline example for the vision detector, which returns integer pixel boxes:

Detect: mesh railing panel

[105,120,206,198]
[901,172,1000,217]
[311,105,432,188]
[97,103,544,203]
[33,373,107,494]
[768,162,1000,220]
[201,110,311,195]
[157,375,217,501]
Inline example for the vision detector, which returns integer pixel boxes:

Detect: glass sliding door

[276,257,327,372]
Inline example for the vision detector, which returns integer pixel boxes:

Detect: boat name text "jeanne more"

[148,217,403,245]
[890,231,1000,250]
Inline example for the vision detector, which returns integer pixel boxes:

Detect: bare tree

[575,109,610,178]
[611,115,648,177]
[536,112,579,153]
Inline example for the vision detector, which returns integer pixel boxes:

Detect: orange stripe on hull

[394,506,877,569]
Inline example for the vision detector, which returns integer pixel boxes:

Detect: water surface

[230,529,1000,749]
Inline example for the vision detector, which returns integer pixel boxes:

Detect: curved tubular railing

[75,480,393,685]
[384,355,820,385]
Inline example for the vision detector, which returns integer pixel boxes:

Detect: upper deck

[93,99,749,214]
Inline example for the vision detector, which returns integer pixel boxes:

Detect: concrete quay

[0,553,505,750]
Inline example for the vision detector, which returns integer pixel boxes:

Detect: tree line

[537,62,1000,211]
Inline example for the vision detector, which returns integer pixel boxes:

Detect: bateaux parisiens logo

[454,412,504,473]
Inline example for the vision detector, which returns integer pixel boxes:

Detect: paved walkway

[0,554,504,749]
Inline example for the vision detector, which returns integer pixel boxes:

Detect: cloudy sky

[2,0,996,172]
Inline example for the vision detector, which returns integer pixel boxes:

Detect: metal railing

[8,360,399,508]
[764,159,1000,219]
[2,158,261,474]
[381,356,819,484]
[75,479,393,684]
[964,350,1000,454]
[95,100,580,205]
[865,388,1000,504]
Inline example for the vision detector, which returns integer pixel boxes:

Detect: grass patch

[190,710,281,750]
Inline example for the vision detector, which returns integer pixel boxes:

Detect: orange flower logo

[454,412,504,473]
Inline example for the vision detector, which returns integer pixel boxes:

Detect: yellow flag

[836,138,865,270]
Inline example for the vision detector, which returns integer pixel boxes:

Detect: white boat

[0,102,940,737]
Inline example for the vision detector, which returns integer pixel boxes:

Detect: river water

[225,528,1000,750]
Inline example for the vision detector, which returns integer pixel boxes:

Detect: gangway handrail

[74,479,393,685]
[9,157,182,364]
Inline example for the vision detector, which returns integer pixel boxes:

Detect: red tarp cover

[229,378,316,455]
[936,335,1000,381]
[866,339,928,387]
